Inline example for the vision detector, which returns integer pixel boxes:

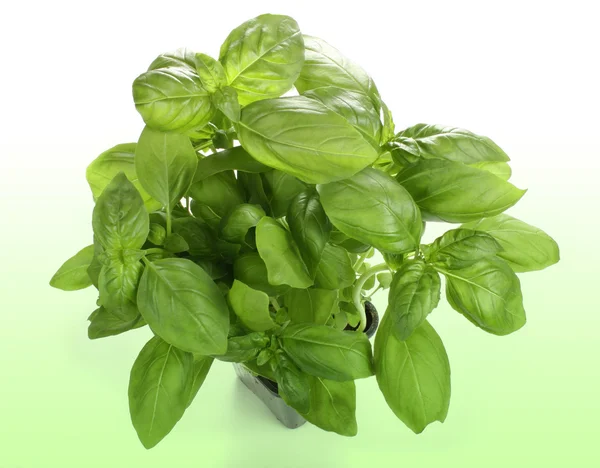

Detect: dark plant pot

[234,302,379,428]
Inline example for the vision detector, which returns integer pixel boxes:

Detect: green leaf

[375,315,451,434]
[87,238,104,288]
[86,143,161,211]
[255,217,313,289]
[284,288,339,325]
[440,256,526,335]
[377,272,393,289]
[425,228,503,269]
[215,332,269,363]
[148,48,199,71]
[396,159,526,223]
[192,146,269,183]
[128,335,193,449]
[188,171,244,230]
[281,324,373,381]
[219,204,265,245]
[462,214,560,272]
[318,168,422,254]
[219,14,305,106]
[386,260,441,340]
[314,244,355,290]
[137,258,230,354]
[163,233,189,253]
[295,35,381,112]
[171,217,215,257]
[211,86,240,122]
[233,252,290,297]
[238,96,380,184]
[275,351,311,414]
[261,170,308,218]
[98,251,144,321]
[237,172,271,214]
[147,223,167,246]
[50,245,95,291]
[92,172,149,250]
[194,53,227,93]
[329,229,371,253]
[287,190,332,278]
[88,306,145,340]
[132,65,214,133]
[186,356,214,408]
[228,280,275,332]
[469,161,511,180]
[389,124,509,165]
[134,127,197,213]
[380,100,396,144]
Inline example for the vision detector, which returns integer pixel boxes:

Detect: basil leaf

[192,146,269,183]
[148,48,198,71]
[261,170,308,218]
[87,238,104,288]
[188,171,244,230]
[275,352,311,414]
[287,191,332,278]
[147,223,167,246]
[194,53,227,93]
[228,280,275,332]
[163,233,189,253]
[238,96,380,184]
[389,124,509,165]
[329,229,371,254]
[314,244,355,290]
[211,86,240,122]
[387,260,441,340]
[440,257,526,335]
[219,204,265,245]
[98,251,144,322]
[377,272,393,289]
[375,315,451,434]
[469,161,511,180]
[255,217,312,289]
[425,228,503,269]
[50,245,95,291]
[380,100,395,144]
[215,332,270,363]
[137,258,230,354]
[172,217,215,257]
[462,214,560,272]
[397,159,526,223]
[186,356,214,408]
[92,172,149,250]
[219,14,304,106]
[128,335,193,449]
[233,252,290,297]
[281,324,373,381]
[88,306,145,340]
[132,66,214,133]
[285,288,339,325]
[86,143,161,211]
[318,168,422,254]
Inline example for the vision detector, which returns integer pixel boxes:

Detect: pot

[234,301,379,428]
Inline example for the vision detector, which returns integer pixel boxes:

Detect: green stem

[269,298,281,311]
[144,248,166,256]
[166,209,172,237]
[353,247,373,270]
[353,263,389,332]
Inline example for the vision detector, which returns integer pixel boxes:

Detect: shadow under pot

[234,301,380,429]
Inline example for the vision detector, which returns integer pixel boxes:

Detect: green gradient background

[1,165,598,467]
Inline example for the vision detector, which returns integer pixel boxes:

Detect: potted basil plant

[50,13,560,449]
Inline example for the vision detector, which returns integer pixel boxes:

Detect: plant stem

[353,247,373,270]
[353,263,389,332]
[144,248,167,256]
[166,209,172,237]
[270,297,281,311]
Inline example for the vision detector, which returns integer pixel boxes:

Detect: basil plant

[50,13,560,448]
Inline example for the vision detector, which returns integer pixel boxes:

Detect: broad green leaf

[148,48,199,71]
[88,306,145,340]
[296,376,357,436]
[238,96,380,184]
[233,252,290,297]
[137,258,230,355]
[186,356,214,408]
[219,204,265,245]
[386,260,441,340]
[397,159,526,223]
[211,86,240,122]
[318,168,422,254]
[135,127,197,213]
[469,161,511,180]
[215,332,269,363]
[329,229,371,253]
[92,172,149,250]
[163,233,189,253]
[147,223,167,246]
[132,66,214,133]
[462,214,560,272]
[295,35,381,112]
[287,191,332,277]
[228,280,275,332]
[98,250,144,321]
[261,170,308,218]
[285,288,338,325]
[50,245,94,291]
[87,238,104,288]
[440,257,526,335]
[314,244,355,290]
[425,228,503,269]
[194,53,227,93]
[377,272,393,289]
[303,86,382,146]
[275,351,311,414]
[172,217,215,257]
[380,100,396,144]
[256,349,274,367]
[128,335,193,449]
[243,358,277,381]
[389,124,509,165]
[86,143,161,211]
[237,172,271,214]
[281,324,373,381]
[219,14,304,106]
[188,171,244,230]
[255,217,312,289]
[375,315,451,434]
[192,146,269,183]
